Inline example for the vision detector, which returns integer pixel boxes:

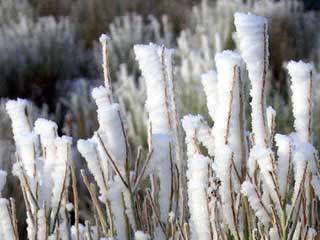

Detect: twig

[80,170,109,235]
[96,133,129,189]
[70,160,80,240]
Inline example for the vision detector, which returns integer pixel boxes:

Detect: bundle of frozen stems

[1,12,320,240]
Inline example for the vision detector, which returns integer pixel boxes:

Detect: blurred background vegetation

[0,0,319,106]
[0,0,319,143]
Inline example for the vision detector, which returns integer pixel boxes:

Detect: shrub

[2,12,320,239]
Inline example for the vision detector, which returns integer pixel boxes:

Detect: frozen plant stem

[234,13,270,148]
[100,34,112,90]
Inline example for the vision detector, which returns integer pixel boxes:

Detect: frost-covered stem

[214,50,247,179]
[160,46,172,133]
[213,51,246,237]
[187,154,211,240]
[100,34,112,91]
[37,209,47,240]
[9,198,19,239]
[241,181,271,226]
[5,99,32,142]
[80,170,108,235]
[234,13,270,148]
[181,115,202,158]
[51,136,72,209]
[135,231,150,240]
[96,133,129,189]
[70,160,80,240]
[0,198,15,240]
[107,177,128,240]
[145,190,167,237]
[287,60,314,143]
[163,48,185,219]
[134,43,172,222]
[201,70,218,122]
[285,161,308,234]
[77,139,108,201]
[34,118,57,205]
[238,66,248,179]
[134,43,171,135]
[275,134,291,202]
[267,107,276,144]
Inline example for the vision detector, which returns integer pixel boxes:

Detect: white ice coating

[34,118,58,204]
[51,136,72,208]
[214,50,246,179]
[181,114,202,158]
[17,133,37,178]
[5,98,32,142]
[287,60,314,143]
[197,121,215,157]
[267,106,276,140]
[187,154,211,240]
[213,145,238,235]
[77,139,108,201]
[92,132,110,188]
[91,86,112,107]
[274,134,291,199]
[201,70,218,121]
[135,231,150,240]
[100,33,112,90]
[134,43,173,221]
[107,176,128,240]
[241,181,270,226]
[92,86,126,174]
[292,150,307,201]
[34,118,57,145]
[99,33,110,43]
[311,175,320,200]
[0,198,15,240]
[249,146,279,206]
[134,43,171,134]
[269,227,280,240]
[234,12,270,147]
[152,133,171,222]
[96,103,126,171]
[37,209,46,240]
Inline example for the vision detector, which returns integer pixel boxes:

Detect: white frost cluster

[287,60,314,143]
[135,231,150,240]
[274,134,291,199]
[213,145,238,234]
[266,106,276,141]
[92,86,126,172]
[77,139,108,201]
[134,43,176,221]
[187,154,211,240]
[91,86,112,107]
[181,114,202,158]
[51,136,72,208]
[134,43,171,134]
[241,181,270,226]
[0,198,15,240]
[17,133,37,178]
[34,118,57,203]
[214,50,246,175]
[234,12,269,147]
[201,70,218,121]
[5,98,32,141]
[99,33,112,90]
[107,177,128,240]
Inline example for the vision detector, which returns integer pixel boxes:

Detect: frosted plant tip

[99,33,110,43]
